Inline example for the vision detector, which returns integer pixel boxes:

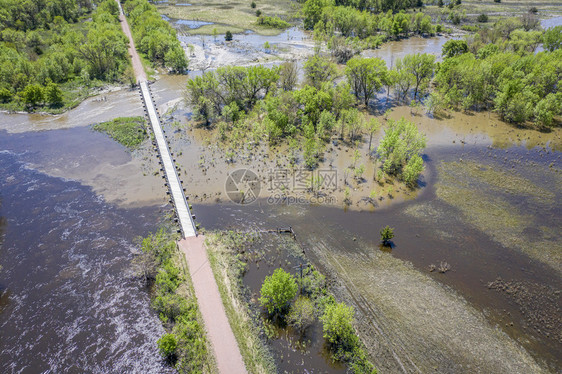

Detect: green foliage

[380,225,394,245]
[304,53,338,89]
[21,83,44,106]
[225,30,233,41]
[542,26,562,52]
[123,0,188,71]
[345,56,387,107]
[93,117,148,149]
[477,14,488,23]
[138,229,211,372]
[321,302,357,349]
[287,296,316,333]
[0,0,131,113]
[251,1,256,8]
[402,153,424,186]
[186,65,280,124]
[435,43,562,127]
[377,117,426,180]
[44,81,64,106]
[158,333,178,360]
[257,15,291,29]
[442,39,468,59]
[259,268,298,315]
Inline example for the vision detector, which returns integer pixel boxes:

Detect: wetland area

[1,1,561,373]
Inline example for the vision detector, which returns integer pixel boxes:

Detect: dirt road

[116,2,147,83]
[179,236,247,374]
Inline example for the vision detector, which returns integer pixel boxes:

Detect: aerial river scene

[0,0,561,373]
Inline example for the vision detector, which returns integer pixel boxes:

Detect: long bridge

[116,2,247,372]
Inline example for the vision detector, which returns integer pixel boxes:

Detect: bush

[287,296,315,333]
[257,15,291,29]
[256,9,262,17]
[157,333,178,360]
[321,302,357,349]
[259,268,298,315]
[225,30,233,41]
[251,1,256,8]
[0,87,13,103]
[380,226,394,245]
[477,14,488,23]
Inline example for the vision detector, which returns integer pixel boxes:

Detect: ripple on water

[0,151,173,373]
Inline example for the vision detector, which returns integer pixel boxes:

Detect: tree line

[0,0,130,110]
[122,0,188,73]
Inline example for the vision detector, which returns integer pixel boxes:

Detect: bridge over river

[116,1,247,372]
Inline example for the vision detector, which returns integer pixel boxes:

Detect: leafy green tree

[0,87,13,103]
[287,296,315,333]
[380,225,394,245]
[21,83,44,106]
[442,39,468,59]
[401,53,435,100]
[157,333,178,361]
[377,117,426,177]
[44,81,64,106]
[279,60,298,91]
[304,53,338,89]
[534,93,561,129]
[542,25,562,51]
[303,0,334,29]
[321,302,357,349]
[345,56,387,107]
[164,46,188,73]
[402,153,424,186]
[225,30,233,41]
[259,268,298,315]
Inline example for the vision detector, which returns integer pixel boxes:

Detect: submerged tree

[259,268,298,315]
[380,225,394,246]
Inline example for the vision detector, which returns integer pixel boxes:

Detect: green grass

[93,116,148,149]
[205,233,277,374]
[157,0,298,35]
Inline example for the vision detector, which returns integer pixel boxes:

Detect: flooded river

[1,30,561,373]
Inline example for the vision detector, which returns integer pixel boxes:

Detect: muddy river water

[1,33,561,373]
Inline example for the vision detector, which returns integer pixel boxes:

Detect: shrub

[157,333,178,360]
[251,1,256,8]
[321,302,357,349]
[287,296,315,333]
[225,30,233,41]
[256,9,262,17]
[259,268,298,315]
[380,226,394,245]
[477,14,488,23]
[0,87,13,103]
[257,15,291,29]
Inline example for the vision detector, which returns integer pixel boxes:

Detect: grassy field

[423,0,562,25]
[93,116,148,150]
[157,0,299,35]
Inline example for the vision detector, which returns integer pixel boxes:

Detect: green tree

[45,81,64,106]
[321,302,357,349]
[21,83,44,106]
[377,117,426,176]
[303,0,334,29]
[402,53,435,100]
[345,56,387,107]
[304,53,338,89]
[225,30,233,41]
[287,296,316,333]
[442,39,468,59]
[542,25,562,51]
[164,46,188,73]
[157,333,178,361]
[259,268,298,315]
[0,87,13,103]
[380,225,394,245]
[402,153,424,186]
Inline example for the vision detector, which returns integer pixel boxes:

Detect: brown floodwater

[1,31,561,373]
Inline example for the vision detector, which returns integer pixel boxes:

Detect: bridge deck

[140,81,197,238]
